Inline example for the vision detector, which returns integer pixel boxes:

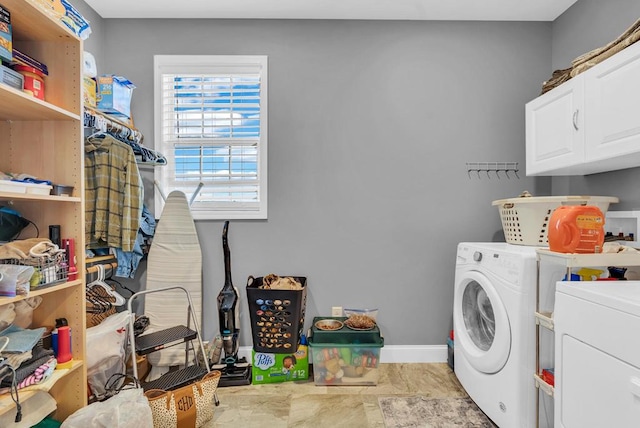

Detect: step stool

[127,286,219,405]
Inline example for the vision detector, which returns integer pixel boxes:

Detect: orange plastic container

[13,65,45,100]
[548,205,605,253]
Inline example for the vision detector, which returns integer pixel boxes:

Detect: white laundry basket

[492,194,619,246]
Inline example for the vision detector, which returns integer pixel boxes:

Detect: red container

[13,65,45,100]
[56,325,73,368]
[548,205,605,253]
[541,368,555,386]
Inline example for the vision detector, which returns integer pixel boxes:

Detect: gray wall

[550,0,640,209]
[73,1,564,347]
[72,1,105,74]
[95,19,553,346]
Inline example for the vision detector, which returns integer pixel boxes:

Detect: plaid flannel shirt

[85,133,143,252]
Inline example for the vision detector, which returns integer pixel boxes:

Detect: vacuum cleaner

[211,221,252,386]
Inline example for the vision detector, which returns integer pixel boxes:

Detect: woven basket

[492,195,618,246]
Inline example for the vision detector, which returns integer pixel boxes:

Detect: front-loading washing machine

[453,242,552,428]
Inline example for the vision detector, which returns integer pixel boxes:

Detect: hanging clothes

[83,107,168,166]
[85,133,143,252]
[114,204,156,278]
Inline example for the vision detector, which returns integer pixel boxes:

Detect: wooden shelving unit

[0,0,86,421]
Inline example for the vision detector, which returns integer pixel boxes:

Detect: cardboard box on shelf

[31,0,91,40]
[0,63,22,90]
[83,76,96,107]
[0,4,11,63]
[11,48,48,76]
[96,75,135,118]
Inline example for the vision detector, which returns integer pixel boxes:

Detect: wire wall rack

[466,162,520,179]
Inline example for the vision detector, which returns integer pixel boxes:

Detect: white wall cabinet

[526,75,585,175]
[0,0,86,421]
[526,41,640,176]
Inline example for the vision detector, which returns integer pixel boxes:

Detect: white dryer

[555,281,640,428]
[453,242,540,428]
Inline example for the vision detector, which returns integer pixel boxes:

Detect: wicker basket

[492,195,619,246]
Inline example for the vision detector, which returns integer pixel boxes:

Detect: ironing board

[144,190,202,370]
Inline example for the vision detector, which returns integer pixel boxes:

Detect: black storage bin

[246,275,307,353]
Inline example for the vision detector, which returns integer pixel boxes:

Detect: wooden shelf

[0,360,83,417]
[0,280,82,306]
[0,85,80,122]
[0,191,81,202]
[86,255,116,265]
[1,0,81,43]
[0,0,87,420]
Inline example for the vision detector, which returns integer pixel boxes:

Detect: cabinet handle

[573,110,579,130]
[630,377,640,398]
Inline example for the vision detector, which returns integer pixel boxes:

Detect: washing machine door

[454,269,511,374]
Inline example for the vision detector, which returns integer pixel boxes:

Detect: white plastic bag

[0,265,35,297]
[87,355,126,398]
[83,51,97,77]
[86,311,131,397]
[61,388,153,428]
[86,311,130,369]
[344,308,379,321]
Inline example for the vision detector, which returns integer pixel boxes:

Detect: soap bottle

[296,334,308,360]
[548,205,605,253]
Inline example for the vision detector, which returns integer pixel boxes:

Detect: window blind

[161,74,261,203]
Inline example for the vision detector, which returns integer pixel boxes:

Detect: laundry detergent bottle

[548,205,605,253]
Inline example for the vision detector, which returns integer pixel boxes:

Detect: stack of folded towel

[0,296,55,392]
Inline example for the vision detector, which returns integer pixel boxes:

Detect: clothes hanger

[107,277,135,298]
[86,286,117,327]
[86,264,126,306]
[86,130,108,141]
[84,114,111,141]
[86,286,112,313]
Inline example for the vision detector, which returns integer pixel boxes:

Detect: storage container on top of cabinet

[526,40,640,176]
[0,0,86,421]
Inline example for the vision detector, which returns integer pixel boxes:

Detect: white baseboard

[238,345,448,364]
[380,345,448,363]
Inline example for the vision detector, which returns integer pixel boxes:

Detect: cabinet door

[525,75,585,176]
[584,41,640,171]
[556,336,640,428]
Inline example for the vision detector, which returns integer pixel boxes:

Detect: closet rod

[85,255,118,283]
[86,262,117,275]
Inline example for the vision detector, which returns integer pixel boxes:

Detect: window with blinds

[154,55,268,219]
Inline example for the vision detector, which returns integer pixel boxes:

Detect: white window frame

[154,55,268,220]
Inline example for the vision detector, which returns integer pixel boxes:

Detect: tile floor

[208,363,468,427]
